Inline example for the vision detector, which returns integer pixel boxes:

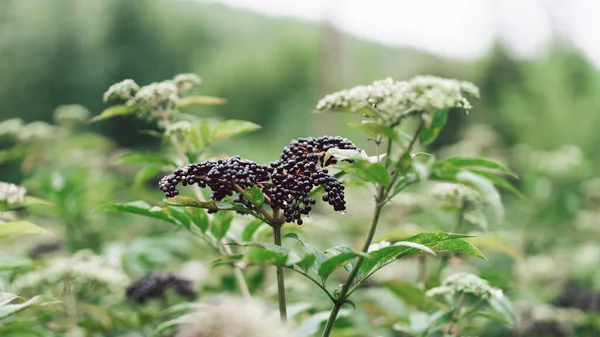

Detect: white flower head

[103,79,139,102]
[430,182,484,208]
[12,250,129,293]
[130,80,179,109]
[173,73,202,94]
[0,118,24,137]
[315,75,478,127]
[166,120,193,136]
[175,296,299,337]
[368,240,391,253]
[0,182,26,205]
[426,272,503,300]
[17,121,58,142]
[53,105,90,124]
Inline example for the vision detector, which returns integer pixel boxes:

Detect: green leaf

[326,245,359,272]
[284,232,328,275]
[0,295,43,319]
[489,295,518,326]
[212,120,261,142]
[134,166,164,186]
[360,233,479,276]
[211,254,244,268]
[318,251,369,281]
[164,207,192,229]
[386,280,428,310]
[420,109,448,145]
[456,170,504,220]
[88,105,138,123]
[347,122,398,141]
[185,207,209,233]
[324,148,369,163]
[22,196,53,207]
[0,221,49,237]
[244,185,264,207]
[339,159,391,186]
[440,157,517,178]
[242,219,264,241]
[469,169,521,197]
[175,95,227,109]
[200,120,213,146]
[99,201,178,225]
[211,211,233,240]
[295,254,317,272]
[430,239,487,260]
[242,243,297,267]
[115,152,176,167]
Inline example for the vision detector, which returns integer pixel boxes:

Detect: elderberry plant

[96,74,519,337]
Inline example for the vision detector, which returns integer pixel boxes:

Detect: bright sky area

[208,0,600,66]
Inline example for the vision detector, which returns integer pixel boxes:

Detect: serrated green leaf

[324,148,368,163]
[489,295,518,326]
[164,197,254,215]
[242,219,264,241]
[211,211,233,240]
[469,169,521,197]
[88,105,138,123]
[185,207,209,233]
[165,207,192,229]
[175,95,227,109]
[0,221,49,237]
[339,159,391,186]
[457,170,504,220]
[212,120,261,142]
[115,152,176,167]
[295,254,316,272]
[99,201,179,225]
[326,245,358,272]
[0,295,43,319]
[430,239,487,260]
[284,232,328,275]
[318,252,369,281]
[360,233,475,276]
[441,157,517,178]
[348,122,398,141]
[420,109,448,145]
[211,254,244,268]
[244,185,264,207]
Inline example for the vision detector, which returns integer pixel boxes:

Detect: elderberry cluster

[125,272,196,304]
[158,136,358,225]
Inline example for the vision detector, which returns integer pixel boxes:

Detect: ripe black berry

[126,273,197,304]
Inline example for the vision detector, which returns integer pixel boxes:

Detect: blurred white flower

[173,73,202,94]
[516,144,583,175]
[430,182,484,208]
[426,272,503,300]
[129,80,179,109]
[0,118,24,137]
[514,301,587,325]
[12,250,129,293]
[53,105,91,124]
[175,296,298,337]
[103,79,139,102]
[368,240,391,253]
[0,182,26,205]
[17,121,57,141]
[166,121,193,136]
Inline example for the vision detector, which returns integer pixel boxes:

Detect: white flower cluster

[430,182,484,208]
[0,118,24,137]
[165,120,193,136]
[12,250,129,293]
[514,302,587,325]
[17,121,57,141]
[103,79,140,102]
[53,104,90,124]
[315,75,479,125]
[515,144,583,176]
[129,80,179,108]
[368,240,391,253]
[173,73,202,94]
[175,296,298,337]
[0,182,26,205]
[426,272,503,300]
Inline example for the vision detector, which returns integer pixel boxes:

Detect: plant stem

[436,201,467,279]
[321,197,385,337]
[273,224,287,321]
[444,293,466,336]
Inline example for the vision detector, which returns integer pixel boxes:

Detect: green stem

[321,197,385,337]
[444,293,466,336]
[273,224,287,321]
[285,266,334,302]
